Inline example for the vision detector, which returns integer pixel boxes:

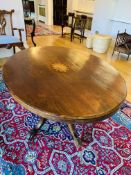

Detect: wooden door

[53,0,67,25]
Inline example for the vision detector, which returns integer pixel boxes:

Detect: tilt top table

[3,46,127,146]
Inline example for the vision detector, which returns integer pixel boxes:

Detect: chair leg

[62,26,64,37]
[118,52,120,58]
[13,46,16,54]
[112,50,114,56]
[112,45,116,56]
[81,30,85,43]
[80,30,83,43]
[71,28,74,42]
[31,34,36,47]
[127,54,130,60]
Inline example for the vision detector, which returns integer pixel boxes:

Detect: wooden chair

[0,9,25,53]
[61,12,75,40]
[112,30,131,60]
[71,15,88,43]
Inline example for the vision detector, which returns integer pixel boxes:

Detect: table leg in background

[68,123,82,148]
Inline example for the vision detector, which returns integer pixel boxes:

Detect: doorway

[53,0,67,25]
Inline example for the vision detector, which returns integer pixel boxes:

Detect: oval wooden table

[3,46,127,147]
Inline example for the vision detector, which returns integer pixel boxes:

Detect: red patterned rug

[0,70,131,175]
[26,22,61,37]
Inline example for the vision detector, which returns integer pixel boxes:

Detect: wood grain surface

[3,46,127,122]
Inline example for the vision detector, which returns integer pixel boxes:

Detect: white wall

[46,0,53,25]
[110,0,131,35]
[67,0,74,13]
[39,0,46,4]
[91,0,131,36]
[37,0,53,25]
[0,0,26,41]
[76,0,95,13]
[91,0,114,35]
[113,0,131,24]
[34,0,39,21]
[67,0,95,14]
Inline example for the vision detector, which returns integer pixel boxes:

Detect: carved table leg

[28,117,46,140]
[68,123,82,148]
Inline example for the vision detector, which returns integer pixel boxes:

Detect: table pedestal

[29,117,82,148]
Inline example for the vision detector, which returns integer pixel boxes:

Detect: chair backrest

[73,15,81,27]
[74,15,87,30]
[62,12,75,26]
[0,9,14,36]
[67,13,75,26]
[81,15,87,20]
[115,30,130,46]
[81,15,88,29]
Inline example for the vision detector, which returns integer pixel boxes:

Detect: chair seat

[115,45,131,54]
[0,35,21,44]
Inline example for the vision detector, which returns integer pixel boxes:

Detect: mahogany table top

[3,46,127,122]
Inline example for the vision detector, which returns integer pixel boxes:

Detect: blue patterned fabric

[0,35,20,44]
